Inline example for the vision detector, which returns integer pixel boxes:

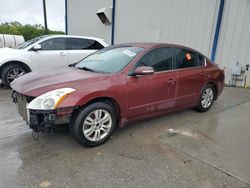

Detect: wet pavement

[0,87,250,187]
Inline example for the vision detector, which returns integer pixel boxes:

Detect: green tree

[0,22,64,41]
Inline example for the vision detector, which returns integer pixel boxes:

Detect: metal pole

[43,0,48,34]
[111,0,116,45]
[211,0,225,62]
[65,0,68,34]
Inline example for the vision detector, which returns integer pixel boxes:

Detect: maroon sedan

[11,43,224,147]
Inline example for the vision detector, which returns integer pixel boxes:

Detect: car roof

[115,42,201,53]
[48,34,103,40]
[43,35,108,46]
[44,35,106,42]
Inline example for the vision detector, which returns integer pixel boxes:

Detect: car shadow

[0,84,9,89]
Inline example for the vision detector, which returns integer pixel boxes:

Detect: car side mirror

[33,44,42,51]
[132,66,154,76]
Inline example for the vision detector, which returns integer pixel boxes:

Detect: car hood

[0,47,23,54]
[11,67,110,97]
[0,47,26,60]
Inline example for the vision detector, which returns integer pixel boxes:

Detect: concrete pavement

[0,87,250,188]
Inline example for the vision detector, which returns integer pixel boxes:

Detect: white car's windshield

[75,46,144,73]
[16,35,48,49]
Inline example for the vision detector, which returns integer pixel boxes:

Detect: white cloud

[0,0,65,31]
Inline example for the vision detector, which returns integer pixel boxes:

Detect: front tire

[71,102,117,147]
[195,84,215,112]
[1,64,27,88]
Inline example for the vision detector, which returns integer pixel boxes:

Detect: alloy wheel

[201,88,214,108]
[7,68,25,83]
[82,109,112,142]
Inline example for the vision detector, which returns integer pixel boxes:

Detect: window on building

[135,47,173,72]
[40,38,67,50]
[174,48,200,69]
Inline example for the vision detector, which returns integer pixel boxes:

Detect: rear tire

[71,102,117,147]
[1,64,27,88]
[194,84,215,112]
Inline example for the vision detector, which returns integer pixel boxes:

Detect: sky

[0,0,65,32]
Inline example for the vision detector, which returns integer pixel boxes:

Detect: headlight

[27,88,75,110]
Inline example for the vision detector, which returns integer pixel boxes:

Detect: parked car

[0,35,108,87]
[11,43,224,147]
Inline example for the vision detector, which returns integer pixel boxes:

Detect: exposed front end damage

[12,90,75,136]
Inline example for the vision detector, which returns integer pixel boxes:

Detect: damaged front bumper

[27,108,73,131]
[12,91,75,132]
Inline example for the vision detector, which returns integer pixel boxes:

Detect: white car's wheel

[1,64,27,88]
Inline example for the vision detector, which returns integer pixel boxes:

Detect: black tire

[194,84,215,112]
[1,64,27,88]
[71,102,117,147]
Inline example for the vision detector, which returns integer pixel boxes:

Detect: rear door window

[69,38,104,50]
[174,48,200,69]
[198,53,205,66]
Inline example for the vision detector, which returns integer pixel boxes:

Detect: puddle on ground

[167,128,213,141]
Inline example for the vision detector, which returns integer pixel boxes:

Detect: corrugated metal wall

[67,0,112,44]
[67,0,250,86]
[216,0,250,85]
[67,0,219,56]
[114,0,219,57]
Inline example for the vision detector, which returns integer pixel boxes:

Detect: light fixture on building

[96,7,112,25]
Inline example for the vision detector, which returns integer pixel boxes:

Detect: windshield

[16,35,48,49]
[75,46,144,73]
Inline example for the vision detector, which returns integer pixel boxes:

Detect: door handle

[200,71,206,76]
[167,78,176,85]
[58,52,66,56]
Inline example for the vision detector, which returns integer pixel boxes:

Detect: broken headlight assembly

[27,88,75,110]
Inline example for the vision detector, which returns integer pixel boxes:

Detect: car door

[31,37,68,70]
[68,38,104,65]
[125,47,178,118]
[173,48,208,108]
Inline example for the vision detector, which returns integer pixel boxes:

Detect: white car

[0,35,109,87]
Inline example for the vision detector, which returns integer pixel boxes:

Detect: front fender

[0,50,33,71]
[57,90,120,109]
[0,58,32,71]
